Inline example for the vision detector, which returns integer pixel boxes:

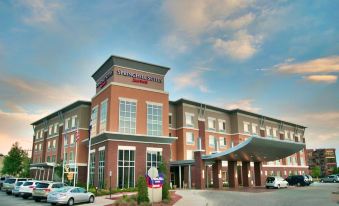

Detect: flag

[75,128,80,142]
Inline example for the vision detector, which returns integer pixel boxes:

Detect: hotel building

[30,56,308,189]
[307,148,337,176]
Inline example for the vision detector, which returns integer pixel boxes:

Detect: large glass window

[91,107,98,137]
[185,113,194,127]
[99,100,108,133]
[119,100,136,134]
[98,150,105,189]
[146,149,162,171]
[186,132,194,145]
[219,137,226,147]
[118,149,135,188]
[208,118,216,130]
[209,135,215,147]
[147,104,163,136]
[89,152,95,186]
[218,120,226,132]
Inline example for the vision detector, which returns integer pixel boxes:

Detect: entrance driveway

[174,182,339,206]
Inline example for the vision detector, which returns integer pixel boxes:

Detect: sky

[0,0,338,163]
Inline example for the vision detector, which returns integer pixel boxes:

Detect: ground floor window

[89,152,95,186]
[146,149,162,171]
[98,150,105,189]
[118,149,135,188]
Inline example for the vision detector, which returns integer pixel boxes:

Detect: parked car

[306,175,313,184]
[47,187,95,206]
[0,176,11,190]
[2,178,31,194]
[265,176,289,189]
[285,175,310,186]
[19,180,40,199]
[33,182,66,202]
[320,175,339,183]
[12,181,25,197]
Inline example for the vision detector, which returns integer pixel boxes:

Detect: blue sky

[0,0,338,163]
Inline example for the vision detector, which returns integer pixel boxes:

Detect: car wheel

[89,195,95,203]
[35,198,41,202]
[14,194,19,197]
[320,179,324,183]
[297,182,301,187]
[22,195,28,199]
[266,186,269,189]
[6,191,11,195]
[51,203,57,206]
[67,198,74,206]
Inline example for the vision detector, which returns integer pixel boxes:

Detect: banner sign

[117,70,162,84]
[146,167,164,188]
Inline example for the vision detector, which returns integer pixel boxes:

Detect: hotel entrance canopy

[202,136,305,162]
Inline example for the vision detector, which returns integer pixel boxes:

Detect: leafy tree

[158,161,171,201]
[1,142,30,176]
[311,166,321,178]
[137,175,149,204]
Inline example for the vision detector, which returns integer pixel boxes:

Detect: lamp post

[109,171,112,199]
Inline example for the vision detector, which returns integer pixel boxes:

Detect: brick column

[242,161,250,187]
[228,161,238,188]
[212,160,223,189]
[198,121,206,150]
[254,162,262,186]
[194,151,205,189]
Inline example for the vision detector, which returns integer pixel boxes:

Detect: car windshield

[36,182,49,188]
[5,179,16,184]
[15,182,24,186]
[23,181,33,186]
[266,177,275,182]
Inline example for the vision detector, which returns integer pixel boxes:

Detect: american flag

[75,128,80,142]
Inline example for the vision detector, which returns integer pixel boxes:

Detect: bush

[114,195,138,206]
[137,176,149,204]
[158,161,170,201]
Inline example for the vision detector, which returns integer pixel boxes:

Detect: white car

[265,176,288,189]
[12,181,25,197]
[19,180,40,199]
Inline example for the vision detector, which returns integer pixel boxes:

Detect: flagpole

[74,127,79,187]
[86,119,92,191]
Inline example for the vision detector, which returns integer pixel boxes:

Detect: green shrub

[158,161,170,201]
[137,176,149,204]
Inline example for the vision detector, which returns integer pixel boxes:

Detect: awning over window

[202,136,305,162]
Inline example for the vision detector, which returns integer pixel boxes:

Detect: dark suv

[285,175,310,186]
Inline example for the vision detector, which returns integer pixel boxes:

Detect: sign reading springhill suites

[116,70,162,84]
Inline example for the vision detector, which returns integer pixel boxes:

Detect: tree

[311,166,321,178]
[1,142,30,177]
[158,161,171,201]
[137,175,149,204]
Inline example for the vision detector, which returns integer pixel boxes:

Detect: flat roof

[170,98,306,128]
[31,100,91,126]
[92,55,171,80]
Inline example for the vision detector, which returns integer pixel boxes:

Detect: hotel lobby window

[89,152,95,186]
[90,107,98,137]
[118,149,135,188]
[146,149,162,171]
[147,103,163,136]
[98,149,105,189]
[99,100,108,133]
[119,100,136,134]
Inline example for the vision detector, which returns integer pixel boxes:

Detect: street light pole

[109,171,112,199]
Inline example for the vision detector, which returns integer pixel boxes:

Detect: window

[146,148,162,171]
[209,135,215,147]
[91,107,98,137]
[64,153,68,161]
[252,124,257,135]
[290,131,294,140]
[300,156,305,166]
[275,160,280,165]
[208,118,216,130]
[49,125,53,135]
[70,134,75,145]
[118,148,135,188]
[119,100,136,134]
[64,135,68,146]
[185,113,194,127]
[243,122,250,133]
[219,137,226,147]
[65,118,70,130]
[284,130,289,140]
[98,150,105,189]
[39,144,42,151]
[272,128,277,138]
[266,127,271,137]
[54,123,58,134]
[218,120,226,132]
[47,156,50,162]
[147,103,163,136]
[34,144,38,151]
[53,139,56,149]
[48,141,51,149]
[169,114,172,127]
[69,151,74,163]
[286,156,291,165]
[186,132,194,145]
[89,152,95,186]
[186,150,193,160]
[52,155,56,162]
[99,100,108,133]
[71,116,77,128]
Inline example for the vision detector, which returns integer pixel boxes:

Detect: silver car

[12,181,25,197]
[47,187,95,206]
[320,175,339,183]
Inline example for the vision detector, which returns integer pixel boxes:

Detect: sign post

[146,167,164,203]
[109,171,112,199]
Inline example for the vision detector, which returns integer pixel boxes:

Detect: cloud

[303,75,337,84]
[224,99,260,112]
[173,67,211,93]
[211,13,255,30]
[18,0,63,25]
[161,33,189,55]
[275,56,339,74]
[213,30,263,60]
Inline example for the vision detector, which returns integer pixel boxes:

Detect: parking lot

[175,182,339,206]
[0,190,113,206]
